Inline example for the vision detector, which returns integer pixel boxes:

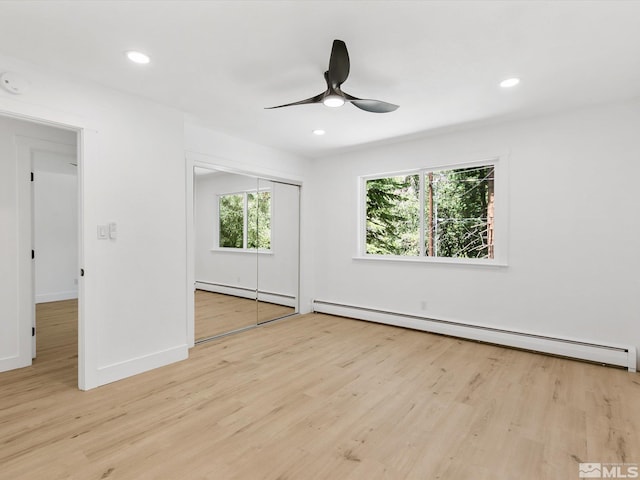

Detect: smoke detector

[1,72,30,95]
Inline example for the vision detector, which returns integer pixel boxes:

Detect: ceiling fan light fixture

[126,50,151,64]
[500,77,520,88]
[323,94,345,108]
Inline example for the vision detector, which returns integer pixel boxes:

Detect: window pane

[426,165,495,259]
[366,175,420,256]
[247,191,271,249]
[219,193,244,248]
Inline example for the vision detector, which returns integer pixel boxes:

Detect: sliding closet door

[193,168,258,341]
[257,179,299,324]
[193,171,300,342]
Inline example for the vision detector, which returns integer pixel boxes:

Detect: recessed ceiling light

[500,77,520,88]
[312,129,326,136]
[126,51,151,64]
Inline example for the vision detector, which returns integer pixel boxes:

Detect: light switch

[108,222,117,239]
[97,225,108,239]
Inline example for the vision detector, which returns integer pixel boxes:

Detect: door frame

[0,107,89,389]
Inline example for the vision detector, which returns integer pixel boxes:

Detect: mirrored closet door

[193,166,300,343]
[257,178,299,324]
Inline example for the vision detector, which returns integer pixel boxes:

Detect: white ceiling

[1,1,639,158]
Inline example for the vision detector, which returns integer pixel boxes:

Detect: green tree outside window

[365,165,495,259]
[219,190,271,250]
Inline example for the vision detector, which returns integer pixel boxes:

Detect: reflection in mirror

[257,179,299,324]
[193,168,258,341]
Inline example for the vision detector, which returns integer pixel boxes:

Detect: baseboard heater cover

[312,300,637,372]
[196,281,296,307]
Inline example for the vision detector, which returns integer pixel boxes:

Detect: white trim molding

[35,290,78,304]
[95,344,188,388]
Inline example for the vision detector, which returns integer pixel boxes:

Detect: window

[366,174,421,256]
[363,162,497,261]
[218,190,271,250]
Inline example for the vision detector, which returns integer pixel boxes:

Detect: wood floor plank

[1,302,640,479]
[194,290,295,341]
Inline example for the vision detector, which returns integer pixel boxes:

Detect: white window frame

[214,187,272,253]
[357,156,507,266]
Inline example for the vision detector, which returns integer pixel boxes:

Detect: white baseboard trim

[313,300,637,372]
[195,281,296,308]
[95,344,188,387]
[36,290,78,303]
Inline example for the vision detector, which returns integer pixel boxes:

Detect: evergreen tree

[431,166,493,258]
[219,194,244,248]
[248,191,271,249]
[366,175,420,255]
[365,166,494,259]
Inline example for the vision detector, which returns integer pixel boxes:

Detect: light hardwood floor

[195,290,257,340]
[195,290,295,341]
[1,300,639,479]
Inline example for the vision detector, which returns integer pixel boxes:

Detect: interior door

[0,117,33,372]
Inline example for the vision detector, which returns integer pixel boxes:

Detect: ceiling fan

[266,39,399,113]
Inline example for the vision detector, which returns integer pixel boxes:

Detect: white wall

[34,166,78,303]
[310,99,640,363]
[195,172,299,300]
[186,120,311,181]
[0,52,187,388]
[4,44,636,385]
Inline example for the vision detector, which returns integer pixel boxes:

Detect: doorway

[0,114,80,383]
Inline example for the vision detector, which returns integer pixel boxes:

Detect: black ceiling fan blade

[345,94,399,113]
[328,39,350,87]
[265,40,396,113]
[351,99,399,113]
[265,92,326,109]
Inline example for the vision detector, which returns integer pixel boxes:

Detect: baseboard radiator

[196,281,296,307]
[312,300,637,372]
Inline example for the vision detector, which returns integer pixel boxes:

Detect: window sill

[352,255,508,267]
[211,248,273,255]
